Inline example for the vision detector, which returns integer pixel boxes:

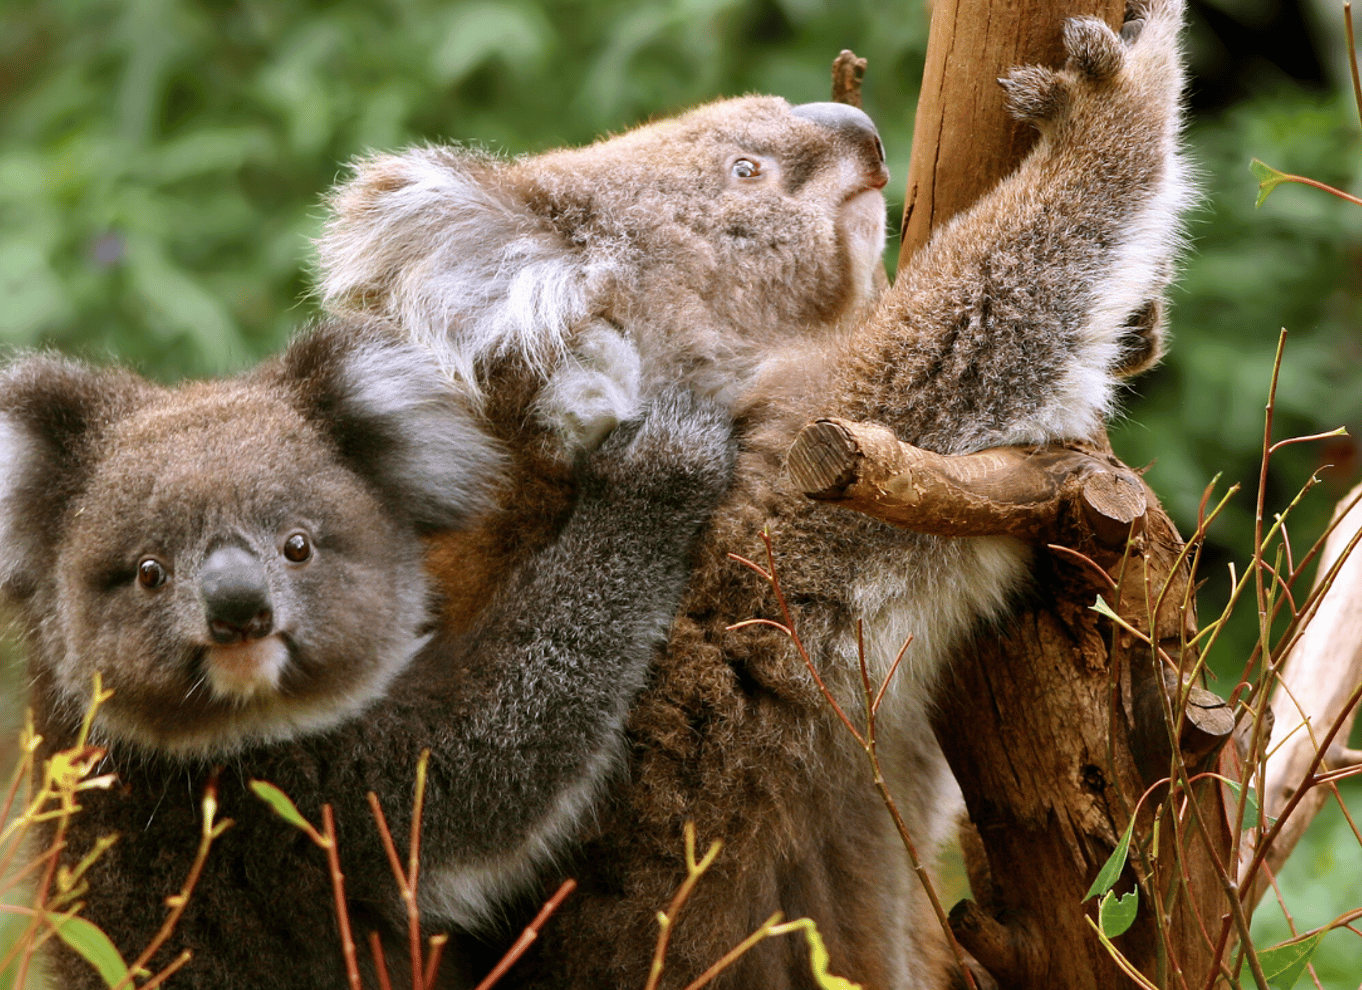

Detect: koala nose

[791,102,886,163]
[792,102,888,189]
[199,545,274,644]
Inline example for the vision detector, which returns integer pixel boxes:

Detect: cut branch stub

[830,50,867,107]
[1131,668,1236,785]
[787,417,1147,553]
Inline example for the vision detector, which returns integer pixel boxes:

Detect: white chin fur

[840,189,888,309]
[206,636,291,700]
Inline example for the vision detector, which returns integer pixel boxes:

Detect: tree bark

[834,0,1243,985]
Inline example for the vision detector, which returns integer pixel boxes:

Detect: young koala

[318,1,1190,987]
[0,320,735,989]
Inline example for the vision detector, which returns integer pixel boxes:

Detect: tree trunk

[898,1,1238,985]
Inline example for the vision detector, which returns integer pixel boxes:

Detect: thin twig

[678,911,784,990]
[472,879,575,990]
[734,532,978,990]
[1347,3,1362,128]
[645,822,723,990]
[320,805,363,990]
[370,931,394,990]
[109,783,233,990]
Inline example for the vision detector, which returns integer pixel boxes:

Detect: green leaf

[1089,595,1120,621]
[792,919,863,990]
[1098,889,1139,938]
[1258,930,1325,990]
[46,914,129,988]
[1084,817,1135,901]
[249,779,312,833]
[1250,159,1292,209]
[1223,779,1268,830]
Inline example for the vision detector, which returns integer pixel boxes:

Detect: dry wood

[901,0,1101,268]
[800,0,1246,985]
[1244,482,1362,904]
[830,50,867,108]
[787,418,1148,552]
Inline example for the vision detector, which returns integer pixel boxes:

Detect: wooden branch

[1244,482,1362,901]
[830,50,867,108]
[787,418,1147,552]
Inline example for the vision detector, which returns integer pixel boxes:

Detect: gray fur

[6,319,734,989]
[314,2,1191,987]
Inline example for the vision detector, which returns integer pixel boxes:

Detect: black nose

[199,545,274,644]
[791,102,886,164]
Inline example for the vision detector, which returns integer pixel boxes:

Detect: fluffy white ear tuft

[319,148,596,400]
[0,414,35,590]
[335,334,509,530]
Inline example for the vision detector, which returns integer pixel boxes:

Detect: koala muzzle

[199,545,275,644]
[791,101,888,184]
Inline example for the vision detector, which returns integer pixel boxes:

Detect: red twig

[472,879,577,990]
[321,804,363,990]
[370,931,394,990]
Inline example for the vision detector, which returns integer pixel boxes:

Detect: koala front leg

[408,387,734,929]
[839,0,1189,455]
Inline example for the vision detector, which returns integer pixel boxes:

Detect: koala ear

[0,357,152,595]
[274,321,507,531]
[318,147,594,397]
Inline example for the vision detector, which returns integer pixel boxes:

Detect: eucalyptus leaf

[250,779,312,833]
[1097,889,1139,938]
[1090,595,1120,621]
[1223,779,1268,830]
[1083,816,1135,901]
[1258,930,1325,990]
[1250,158,1292,208]
[46,914,129,988]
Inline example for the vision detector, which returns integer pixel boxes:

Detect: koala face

[523,97,890,327]
[1,323,504,756]
[320,97,889,417]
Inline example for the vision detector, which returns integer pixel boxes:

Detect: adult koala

[318,2,1190,986]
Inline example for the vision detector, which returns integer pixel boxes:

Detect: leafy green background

[2,0,1360,985]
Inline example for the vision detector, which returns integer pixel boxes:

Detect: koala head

[318,97,889,436]
[0,322,504,757]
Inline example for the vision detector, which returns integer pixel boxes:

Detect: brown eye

[731,158,761,179]
[282,533,312,564]
[137,558,168,590]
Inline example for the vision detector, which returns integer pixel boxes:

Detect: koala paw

[584,386,736,514]
[535,322,642,453]
[1000,0,1183,123]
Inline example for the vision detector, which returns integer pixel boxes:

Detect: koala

[316,2,1191,987]
[0,319,735,989]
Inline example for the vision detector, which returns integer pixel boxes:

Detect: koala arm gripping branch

[837,0,1189,456]
[359,387,735,931]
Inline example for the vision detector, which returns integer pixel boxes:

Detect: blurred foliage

[1250,783,1362,988]
[2,0,1361,985]
[0,0,927,379]
[1112,86,1362,690]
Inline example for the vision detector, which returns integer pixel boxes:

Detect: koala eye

[137,558,169,590]
[731,158,762,180]
[282,532,313,564]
